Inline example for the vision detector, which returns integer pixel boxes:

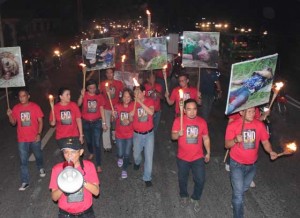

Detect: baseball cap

[58,137,82,150]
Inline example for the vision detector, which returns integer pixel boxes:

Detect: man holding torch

[165,73,201,117]
[99,68,124,152]
[171,99,210,212]
[225,107,278,218]
[130,84,155,187]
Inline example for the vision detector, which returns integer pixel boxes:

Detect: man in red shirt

[172,99,211,212]
[7,88,45,191]
[165,73,201,117]
[130,84,155,187]
[144,71,163,131]
[225,107,278,218]
[99,68,124,152]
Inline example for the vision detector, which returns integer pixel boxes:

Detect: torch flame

[275,82,284,91]
[49,94,54,100]
[79,63,86,68]
[163,64,168,70]
[133,78,140,87]
[121,55,126,63]
[286,142,297,152]
[105,82,109,87]
[146,10,151,15]
[263,107,270,112]
[179,89,183,99]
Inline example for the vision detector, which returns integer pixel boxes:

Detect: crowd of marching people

[7,65,279,218]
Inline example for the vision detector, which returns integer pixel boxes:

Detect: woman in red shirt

[112,88,134,179]
[78,79,107,173]
[49,87,84,145]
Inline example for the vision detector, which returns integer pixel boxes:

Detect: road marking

[29,127,56,161]
[286,95,300,105]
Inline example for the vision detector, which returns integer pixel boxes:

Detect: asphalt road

[0,52,299,218]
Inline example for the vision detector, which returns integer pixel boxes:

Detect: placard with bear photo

[0,47,25,88]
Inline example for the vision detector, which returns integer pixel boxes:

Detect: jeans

[103,109,112,149]
[230,158,256,218]
[133,131,154,181]
[82,119,103,166]
[176,157,205,200]
[200,94,215,122]
[227,87,251,114]
[116,137,133,170]
[58,208,95,218]
[18,141,44,184]
[153,111,161,132]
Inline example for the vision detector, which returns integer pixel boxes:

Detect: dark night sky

[1,0,300,32]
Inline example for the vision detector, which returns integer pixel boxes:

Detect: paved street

[0,52,299,218]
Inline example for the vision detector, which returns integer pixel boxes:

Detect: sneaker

[145,181,153,187]
[225,164,230,172]
[121,170,127,179]
[180,197,189,208]
[39,168,46,177]
[117,159,123,168]
[250,181,256,188]
[190,199,200,212]
[133,164,140,170]
[19,183,29,191]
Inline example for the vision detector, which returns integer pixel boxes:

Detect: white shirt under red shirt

[225,117,269,164]
[172,115,209,162]
[132,97,154,132]
[12,102,44,142]
[170,86,198,115]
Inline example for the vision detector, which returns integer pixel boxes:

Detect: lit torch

[263,81,284,120]
[146,10,151,38]
[278,142,297,157]
[133,78,140,113]
[79,63,87,90]
[49,94,55,118]
[179,89,184,132]
[121,55,126,84]
[162,64,169,95]
[105,82,115,114]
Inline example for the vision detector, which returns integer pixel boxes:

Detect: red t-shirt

[99,80,124,110]
[144,82,162,112]
[50,102,81,140]
[114,102,134,139]
[81,92,105,121]
[132,97,154,132]
[155,62,172,79]
[49,160,99,214]
[228,107,261,121]
[170,86,198,114]
[12,102,44,142]
[225,118,269,164]
[172,115,208,162]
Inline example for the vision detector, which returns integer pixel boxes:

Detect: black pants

[58,207,95,218]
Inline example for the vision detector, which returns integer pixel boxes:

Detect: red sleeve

[172,117,180,132]
[170,88,178,102]
[72,102,82,118]
[201,118,209,136]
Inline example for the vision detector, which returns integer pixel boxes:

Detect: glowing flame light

[286,142,297,152]
[121,55,126,63]
[179,89,183,99]
[49,94,54,100]
[146,10,151,15]
[133,78,140,87]
[275,82,284,91]
[79,63,86,68]
[105,82,109,87]
[163,64,168,70]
